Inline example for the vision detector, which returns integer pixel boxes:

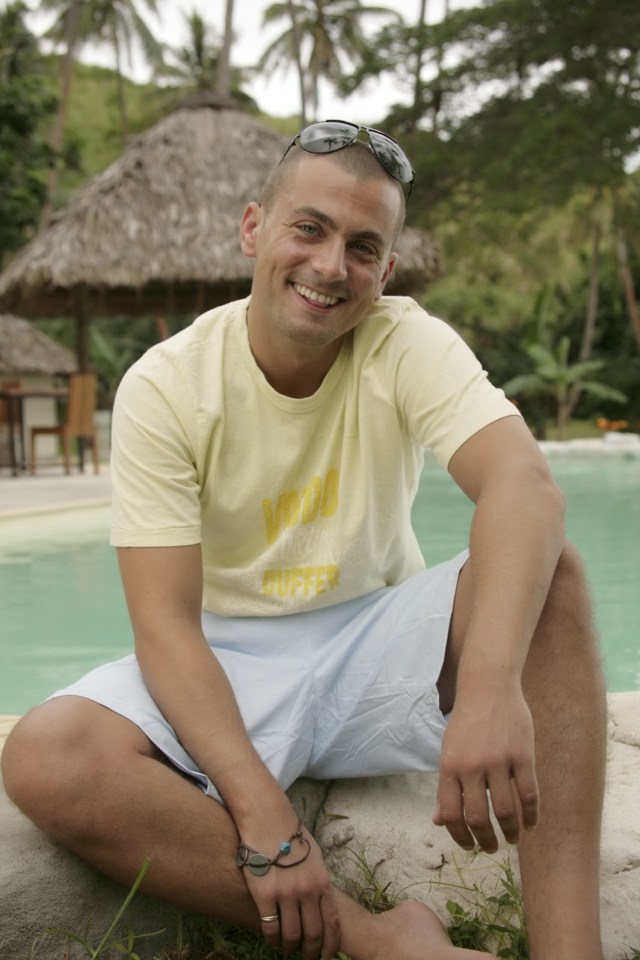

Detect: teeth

[294,284,339,306]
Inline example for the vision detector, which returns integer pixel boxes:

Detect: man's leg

[440,543,606,960]
[2,696,494,960]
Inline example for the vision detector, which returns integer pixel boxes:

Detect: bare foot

[368,900,496,959]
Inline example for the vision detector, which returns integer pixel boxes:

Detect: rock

[0,783,185,959]
[1,694,639,959]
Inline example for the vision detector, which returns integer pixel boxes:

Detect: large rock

[317,692,640,959]
[1,695,639,959]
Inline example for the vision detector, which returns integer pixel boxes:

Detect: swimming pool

[1,454,638,713]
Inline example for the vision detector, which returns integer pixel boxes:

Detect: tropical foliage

[40,0,164,141]
[0,2,56,263]
[0,0,638,431]
[503,338,627,440]
[258,0,402,121]
[154,8,254,113]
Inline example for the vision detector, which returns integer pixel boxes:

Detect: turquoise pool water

[1,455,638,713]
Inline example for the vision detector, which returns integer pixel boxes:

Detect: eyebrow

[291,206,387,250]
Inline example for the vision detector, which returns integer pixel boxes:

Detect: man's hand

[433,681,539,852]
[243,828,341,959]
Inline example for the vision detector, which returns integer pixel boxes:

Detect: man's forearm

[135,621,295,833]
[456,471,566,691]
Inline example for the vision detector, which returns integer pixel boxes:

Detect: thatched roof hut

[0,315,77,376]
[0,99,439,365]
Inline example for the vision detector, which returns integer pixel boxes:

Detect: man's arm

[434,415,566,853]
[117,544,340,957]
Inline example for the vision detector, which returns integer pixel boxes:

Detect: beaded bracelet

[236,818,311,877]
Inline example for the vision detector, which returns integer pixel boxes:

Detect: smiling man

[242,149,402,394]
[2,121,606,960]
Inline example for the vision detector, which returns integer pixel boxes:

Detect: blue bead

[280,841,291,855]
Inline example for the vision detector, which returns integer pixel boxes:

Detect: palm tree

[39,0,163,199]
[259,0,401,120]
[503,337,627,440]
[90,0,164,139]
[39,0,95,207]
[286,0,307,124]
[156,7,254,112]
[159,10,220,91]
[214,0,234,99]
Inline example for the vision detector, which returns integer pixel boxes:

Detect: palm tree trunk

[432,0,449,135]
[44,0,80,217]
[309,17,322,120]
[579,218,601,362]
[410,0,427,131]
[617,234,640,348]
[556,400,570,441]
[567,216,601,417]
[112,26,130,141]
[287,0,307,125]
[214,0,234,98]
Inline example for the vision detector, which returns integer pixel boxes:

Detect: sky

[15,0,474,123]
[164,0,459,121]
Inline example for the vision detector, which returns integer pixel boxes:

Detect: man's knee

[2,697,152,836]
[3,700,91,820]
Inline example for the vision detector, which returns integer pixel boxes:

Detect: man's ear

[239,202,263,259]
[376,252,398,299]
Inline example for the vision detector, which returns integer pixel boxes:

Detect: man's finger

[513,761,540,830]
[487,773,521,846]
[433,775,475,850]
[277,899,302,955]
[298,898,325,960]
[459,779,499,853]
[257,905,283,950]
[318,891,341,960]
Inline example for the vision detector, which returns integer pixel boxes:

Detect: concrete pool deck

[0,465,112,518]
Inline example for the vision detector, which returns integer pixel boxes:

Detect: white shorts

[50,551,467,801]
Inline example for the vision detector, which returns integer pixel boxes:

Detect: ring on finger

[260,914,280,923]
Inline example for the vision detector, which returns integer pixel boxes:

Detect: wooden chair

[0,380,23,470]
[30,373,100,474]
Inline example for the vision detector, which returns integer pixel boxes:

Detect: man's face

[240,153,401,359]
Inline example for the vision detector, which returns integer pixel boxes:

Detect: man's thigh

[306,551,469,779]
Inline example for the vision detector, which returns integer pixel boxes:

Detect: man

[2,121,606,960]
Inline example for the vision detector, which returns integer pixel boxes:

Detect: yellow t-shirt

[110,295,519,616]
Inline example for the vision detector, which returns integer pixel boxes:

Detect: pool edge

[0,497,112,521]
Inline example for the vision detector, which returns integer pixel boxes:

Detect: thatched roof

[388,226,440,292]
[0,101,439,318]
[0,315,77,375]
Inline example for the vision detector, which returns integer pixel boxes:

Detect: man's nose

[312,239,348,281]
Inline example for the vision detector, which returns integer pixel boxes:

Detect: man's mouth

[292,283,341,307]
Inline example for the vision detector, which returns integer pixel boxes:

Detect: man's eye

[298,223,318,235]
[354,242,377,257]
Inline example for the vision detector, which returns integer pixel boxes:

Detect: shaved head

[260,141,407,239]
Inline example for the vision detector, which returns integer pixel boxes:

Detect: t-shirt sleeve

[110,352,203,547]
[390,307,521,468]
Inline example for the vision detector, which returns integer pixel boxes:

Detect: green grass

[430,856,528,958]
[31,851,640,960]
[543,418,606,441]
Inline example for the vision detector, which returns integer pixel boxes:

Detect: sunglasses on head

[282,120,415,197]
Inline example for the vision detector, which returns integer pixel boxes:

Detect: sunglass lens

[298,121,359,154]
[369,131,414,183]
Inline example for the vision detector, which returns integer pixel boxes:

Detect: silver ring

[260,914,280,923]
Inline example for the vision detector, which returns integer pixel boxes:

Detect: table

[0,387,69,476]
